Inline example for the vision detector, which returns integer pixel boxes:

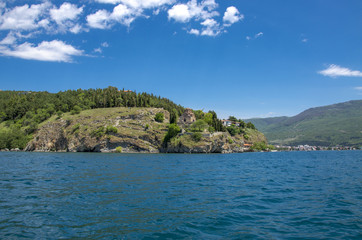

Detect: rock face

[162,132,247,153]
[178,108,196,126]
[25,107,267,153]
[26,107,170,153]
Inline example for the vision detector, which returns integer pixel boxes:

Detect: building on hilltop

[178,108,196,125]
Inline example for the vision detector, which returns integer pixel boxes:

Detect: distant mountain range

[245,100,362,147]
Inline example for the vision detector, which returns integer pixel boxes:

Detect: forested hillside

[0,86,231,150]
[0,87,185,149]
[246,100,362,147]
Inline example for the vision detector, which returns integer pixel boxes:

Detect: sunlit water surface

[0,151,361,239]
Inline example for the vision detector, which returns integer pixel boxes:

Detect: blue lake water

[0,151,361,239]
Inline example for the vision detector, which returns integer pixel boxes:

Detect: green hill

[0,87,266,152]
[246,100,362,147]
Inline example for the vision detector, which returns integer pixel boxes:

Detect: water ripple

[0,151,361,239]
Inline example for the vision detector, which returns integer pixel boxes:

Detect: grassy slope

[40,107,170,152]
[246,100,362,146]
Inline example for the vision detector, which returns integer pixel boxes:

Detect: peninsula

[0,87,268,153]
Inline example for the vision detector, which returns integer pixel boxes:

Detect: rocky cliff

[25,107,267,153]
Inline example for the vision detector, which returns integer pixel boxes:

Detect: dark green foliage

[250,142,268,151]
[226,125,239,136]
[208,126,215,133]
[228,116,238,122]
[193,110,205,120]
[106,126,118,134]
[190,119,208,132]
[91,126,105,138]
[0,127,30,150]
[70,105,82,115]
[0,86,184,126]
[191,132,202,142]
[246,122,256,130]
[208,111,225,132]
[163,123,181,144]
[170,109,178,124]
[155,112,164,123]
[246,100,362,147]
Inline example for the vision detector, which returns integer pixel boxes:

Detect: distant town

[274,145,360,151]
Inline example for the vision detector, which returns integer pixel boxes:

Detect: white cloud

[168,0,218,23]
[95,0,122,4]
[354,86,362,90]
[255,32,263,38]
[0,2,50,30]
[94,47,102,53]
[0,40,83,62]
[101,42,109,47]
[318,64,362,78]
[246,36,251,40]
[168,4,190,22]
[188,28,199,35]
[0,31,16,45]
[200,18,220,36]
[201,18,217,27]
[302,38,308,43]
[111,4,139,26]
[70,24,82,34]
[87,3,143,29]
[223,6,243,26]
[87,9,111,29]
[121,0,174,9]
[50,3,83,24]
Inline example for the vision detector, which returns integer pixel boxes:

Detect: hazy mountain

[245,100,362,147]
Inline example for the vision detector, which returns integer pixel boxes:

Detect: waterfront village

[220,119,360,152]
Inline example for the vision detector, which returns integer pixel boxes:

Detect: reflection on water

[0,151,361,239]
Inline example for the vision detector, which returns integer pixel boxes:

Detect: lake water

[0,151,361,239]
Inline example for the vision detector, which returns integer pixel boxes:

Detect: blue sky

[0,0,361,119]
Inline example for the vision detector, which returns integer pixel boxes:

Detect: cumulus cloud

[95,0,122,4]
[50,3,83,24]
[0,0,246,62]
[188,28,199,35]
[0,40,83,62]
[86,4,141,28]
[0,31,17,45]
[168,0,218,23]
[318,64,362,78]
[223,6,243,26]
[200,18,220,36]
[168,0,242,37]
[87,9,111,29]
[168,4,190,22]
[0,2,50,30]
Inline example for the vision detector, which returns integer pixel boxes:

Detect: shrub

[250,142,268,151]
[163,123,181,144]
[226,126,239,136]
[191,132,202,142]
[115,146,122,153]
[190,119,208,132]
[228,137,233,144]
[91,126,105,138]
[106,126,118,134]
[155,112,164,123]
[145,124,150,130]
[70,105,82,115]
[208,126,215,133]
